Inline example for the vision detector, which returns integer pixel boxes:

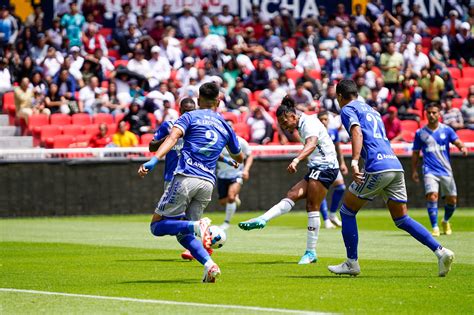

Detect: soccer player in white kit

[217,134,254,230]
[239,95,340,264]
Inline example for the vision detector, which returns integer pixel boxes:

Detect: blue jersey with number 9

[174,109,241,184]
[341,100,403,173]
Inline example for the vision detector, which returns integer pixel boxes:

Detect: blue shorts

[217,177,243,199]
[304,168,339,189]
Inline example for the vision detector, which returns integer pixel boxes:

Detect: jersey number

[308,169,321,180]
[366,113,388,140]
[198,130,218,157]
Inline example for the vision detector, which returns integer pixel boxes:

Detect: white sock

[259,198,295,222]
[224,202,237,223]
[329,213,337,219]
[306,212,320,252]
[434,247,444,258]
[204,259,215,268]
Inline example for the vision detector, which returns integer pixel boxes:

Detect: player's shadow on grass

[241,260,295,265]
[119,279,200,284]
[286,275,431,279]
[116,258,185,263]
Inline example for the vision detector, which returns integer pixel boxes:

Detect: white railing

[1,143,473,161]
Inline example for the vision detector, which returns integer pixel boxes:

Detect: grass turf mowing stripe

[0,288,330,315]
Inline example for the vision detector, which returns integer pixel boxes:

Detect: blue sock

[340,204,358,260]
[394,215,441,251]
[427,201,438,228]
[177,232,211,265]
[330,184,345,214]
[444,204,456,222]
[150,218,194,236]
[320,199,328,221]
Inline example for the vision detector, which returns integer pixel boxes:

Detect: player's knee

[335,184,346,191]
[286,190,299,201]
[446,196,457,205]
[218,199,227,206]
[306,200,320,212]
[426,193,438,202]
[227,195,236,203]
[150,221,162,236]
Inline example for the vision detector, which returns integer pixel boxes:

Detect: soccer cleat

[438,248,455,277]
[324,219,336,229]
[442,221,452,235]
[219,222,230,231]
[238,218,266,230]
[432,227,440,237]
[328,260,361,276]
[202,263,221,283]
[196,217,212,249]
[329,215,342,227]
[298,251,318,264]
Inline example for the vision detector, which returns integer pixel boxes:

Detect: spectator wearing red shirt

[89,123,113,147]
[383,106,403,142]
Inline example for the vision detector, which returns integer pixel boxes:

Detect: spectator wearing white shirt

[0,58,12,108]
[218,5,233,25]
[195,24,226,56]
[148,46,171,88]
[405,43,430,78]
[296,43,321,73]
[272,39,296,70]
[127,49,151,78]
[443,10,462,38]
[161,29,182,69]
[68,46,84,80]
[258,79,287,110]
[178,7,201,38]
[116,3,137,29]
[247,106,274,144]
[93,48,114,75]
[147,81,176,112]
[176,57,198,86]
[78,76,106,114]
[40,46,64,79]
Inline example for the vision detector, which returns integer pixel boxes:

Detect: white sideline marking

[0,288,330,314]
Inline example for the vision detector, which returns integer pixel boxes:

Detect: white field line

[0,288,332,315]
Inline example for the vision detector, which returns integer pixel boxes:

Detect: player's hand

[461,147,468,156]
[412,171,419,183]
[231,160,239,168]
[139,157,158,178]
[351,165,364,184]
[340,163,348,175]
[287,161,298,174]
[138,165,149,178]
[242,170,249,180]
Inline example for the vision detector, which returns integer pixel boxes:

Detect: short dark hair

[179,97,196,113]
[336,79,358,100]
[276,95,296,117]
[317,110,329,119]
[199,82,219,101]
[425,102,441,111]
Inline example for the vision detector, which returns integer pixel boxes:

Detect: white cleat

[196,217,212,249]
[324,219,336,229]
[438,248,455,277]
[219,222,230,231]
[328,260,361,276]
[329,215,342,227]
[202,263,221,283]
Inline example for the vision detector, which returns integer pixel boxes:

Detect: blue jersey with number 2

[174,109,241,184]
[341,100,403,173]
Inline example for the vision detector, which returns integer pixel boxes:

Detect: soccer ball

[209,225,226,249]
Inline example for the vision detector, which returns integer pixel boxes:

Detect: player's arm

[349,125,364,184]
[288,136,317,174]
[335,141,348,175]
[242,153,254,180]
[138,127,183,177]
[218,154,239,168]
[149,122,170,152]
[149,138,165,152]
[229,150,244,164]
[411,150,421,183]
[452,139,468,156]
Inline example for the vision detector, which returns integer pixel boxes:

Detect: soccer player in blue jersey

[411,102,468,236]
[318,110,348,229]
[138,83,244,282]
[327,80,454,277]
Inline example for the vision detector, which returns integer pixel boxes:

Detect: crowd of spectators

[1,1,474,147]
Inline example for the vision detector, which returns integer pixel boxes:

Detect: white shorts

[155,174,213,220]
[424,174,457,197]
[349,171,407,203]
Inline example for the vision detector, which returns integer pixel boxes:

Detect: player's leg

[424,174,441,236]
[319,198,334,229]
[329,173,345,227]
[385,172,454,277]
[238,179,307,230]
[441,176,458,235]
[299,179,327,264]
[221,180,242,230]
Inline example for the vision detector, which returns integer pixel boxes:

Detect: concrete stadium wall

[0,156,473,217]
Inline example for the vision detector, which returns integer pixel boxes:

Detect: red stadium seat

[50,113,72,126]
[108,50,120,60]
[28,114,49,135]
[287,37,297,49]
[233,122,250,141]
[84,124,100,136]
[414,98,424,110]
[107,123,117,135]
[52,135,75,148]
[457,87,469,99]
[114,112,125,123]
[2,91,14,113]
[140,133,155,145]
[400,130,415,143]
[452,98,463,109]
[75,134,92,144]
[72,113,92,125]
[252,90,263,102]
[62,124,84,136]
[285,69,303,82]
[462,67,474,78]
[114,60,128,68]
[222,112,238,124]
[148,113,157,130]
[101,80,109,89]
[310,69,321,80]
[400,120,419,133]
[318,58,326,68]
[456,129,474,142]
[448,67,461,80]
[421,37,432,49]
[94,113,114,124]
[457,79,474,90]
[252,59,272,68]
[98,27,112,38]
[40,125,62,147]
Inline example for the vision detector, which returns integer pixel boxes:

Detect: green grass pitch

[1,209,473,314]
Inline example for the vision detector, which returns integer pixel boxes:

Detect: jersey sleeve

[341,106,360,135]
[153,122,170,141]
[240,138,251,156]
[174,113,192,135]
[226,128,242,155]
[301,116,319,139]
[412,130,422,151]
[447,126,459,143]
